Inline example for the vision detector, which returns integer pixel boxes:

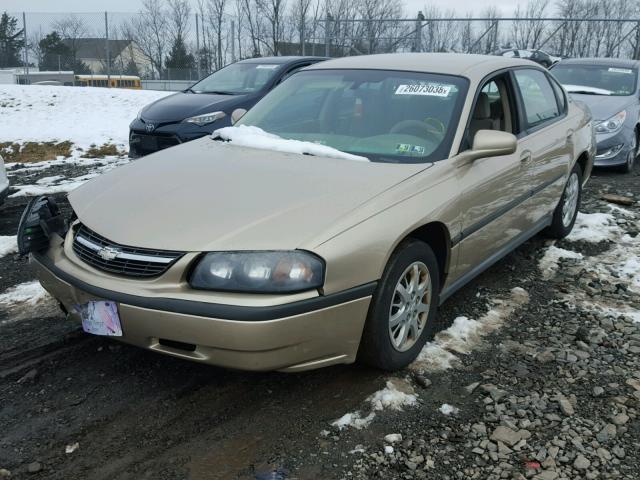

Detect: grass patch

[0,141,73,163]
[84,143,122,158]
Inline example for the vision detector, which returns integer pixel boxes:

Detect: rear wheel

[358,239,441,371]
[545,163,582,239]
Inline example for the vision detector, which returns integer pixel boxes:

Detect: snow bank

[0,236,17,258]
[214,125,369,162]
[0,85,170,150]
[410,287,530,373]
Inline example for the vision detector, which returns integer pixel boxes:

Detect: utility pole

[324,13,332,57]
[231,20,236,62]
[414,11,424,52]
[105,12,111,87]
[22,12,30,84]
[196,13,201,78]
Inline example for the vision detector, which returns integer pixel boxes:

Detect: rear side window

[514,69,560,128]
[549,77,567,112]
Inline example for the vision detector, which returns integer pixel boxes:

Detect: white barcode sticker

[256,64,278,70]
[395,84,452,97]
[608,68,633,74]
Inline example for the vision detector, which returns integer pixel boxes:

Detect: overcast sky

[8,0,531,16]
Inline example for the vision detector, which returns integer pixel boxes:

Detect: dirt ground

[0,163,638,480]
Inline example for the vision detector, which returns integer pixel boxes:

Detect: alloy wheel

[388,262,432,352]
[562,172,580,228]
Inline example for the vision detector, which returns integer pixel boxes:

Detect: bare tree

[125,0,168,78]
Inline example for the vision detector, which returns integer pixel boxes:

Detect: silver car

[0,156,8,205]
[551,58,640,173]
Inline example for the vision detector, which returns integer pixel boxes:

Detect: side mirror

[458,130,517,164]
[231,108,247,125]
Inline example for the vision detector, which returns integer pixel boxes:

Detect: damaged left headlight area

[17,196,73,255]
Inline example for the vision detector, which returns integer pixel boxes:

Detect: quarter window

[514,69,560,128]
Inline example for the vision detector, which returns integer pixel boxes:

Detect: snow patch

[214,125,369,162]
[539,244,584,279]
[331,411,376,430]
[0,281,49,306]
[567,212,620,243]
[0,236,17,258]
[330,378,416,430]
[411,287,530,373]
[439,404,459,416]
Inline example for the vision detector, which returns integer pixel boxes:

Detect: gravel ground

[0,161,638,480]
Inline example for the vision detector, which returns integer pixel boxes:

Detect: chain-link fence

[2,10,639,88]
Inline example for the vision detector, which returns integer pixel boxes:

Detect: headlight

[595,111,626,134]
[189,251,325,293]
[183,111,226,126]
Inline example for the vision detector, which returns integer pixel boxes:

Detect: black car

[496,49,560,68]
[129,56,327,157]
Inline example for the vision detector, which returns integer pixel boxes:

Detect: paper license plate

[75,301,123,336]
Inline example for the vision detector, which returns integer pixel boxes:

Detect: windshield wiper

[184,87,196,93]
[203,90,236,95]
[569,90,607,95]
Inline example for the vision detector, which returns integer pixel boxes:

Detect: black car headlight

[189,251,325,293]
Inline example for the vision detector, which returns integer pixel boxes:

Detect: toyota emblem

[145,123,155,133]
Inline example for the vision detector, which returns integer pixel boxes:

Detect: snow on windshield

[212,125,369,162]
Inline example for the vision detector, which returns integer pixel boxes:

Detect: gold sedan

[20,53,594,372]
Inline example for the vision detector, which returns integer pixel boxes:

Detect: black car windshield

[236,69,468,163]
[191,63,281,94]
[552,64,638,96]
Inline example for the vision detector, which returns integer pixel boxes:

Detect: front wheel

[545,163,582,239]
[618,133,638,173]
[358,239,441,371]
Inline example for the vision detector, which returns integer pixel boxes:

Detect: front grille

[72,224,184,278]
[130,132,181,156]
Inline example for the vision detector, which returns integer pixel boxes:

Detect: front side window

[191,63,281,94]
[551,64,638,96]
[514,69,560,128]
[237,69,468,163]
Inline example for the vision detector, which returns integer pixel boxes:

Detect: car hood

[69,138,430,252]
[568,93,634,121]
[141,92,247,123]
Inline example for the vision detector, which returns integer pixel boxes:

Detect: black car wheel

[358,239,442,371]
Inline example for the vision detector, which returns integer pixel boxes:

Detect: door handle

[520,150,532,163]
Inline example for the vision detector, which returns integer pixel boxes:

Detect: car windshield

[551,64,638,96]
[235,69,468,163]
[191,63,281,94]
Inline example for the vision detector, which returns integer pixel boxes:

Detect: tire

[545,163,583,239]
[617,131,638,174]
[358,239,441,371]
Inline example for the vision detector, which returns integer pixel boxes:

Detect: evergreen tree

[0,12,24,68]
[165,36,194,79]
[38,31,91,73]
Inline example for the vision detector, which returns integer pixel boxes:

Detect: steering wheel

[390,119,444,142]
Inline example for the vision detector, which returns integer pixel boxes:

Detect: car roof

[237,56,328,65]
[558,57,640,68]
[305,53,540,79]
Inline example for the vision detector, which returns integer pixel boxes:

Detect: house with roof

[63,38,151,76]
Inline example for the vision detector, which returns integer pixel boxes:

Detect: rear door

[452,72,534,281]
[511,68,572,223]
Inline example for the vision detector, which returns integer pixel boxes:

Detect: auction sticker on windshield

[608,68,633,74]
[395,84,452,97]
[75,301,123,336]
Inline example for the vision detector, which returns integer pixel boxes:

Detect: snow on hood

[564,84,613,95]
[213,125,369,162]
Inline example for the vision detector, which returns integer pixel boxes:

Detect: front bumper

[593,129,634,167]
[32,250,373,372]
[128,117,231,158]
